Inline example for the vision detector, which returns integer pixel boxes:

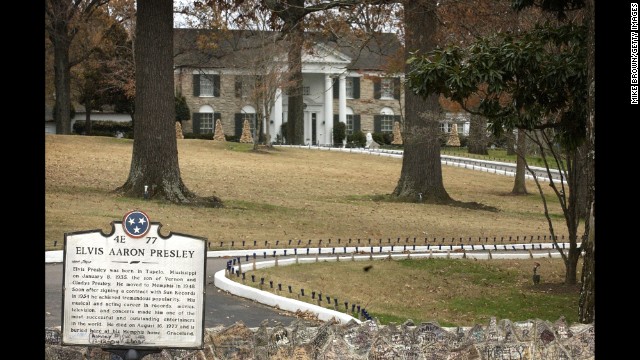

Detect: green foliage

[73,120,132,137]
[175,92,191,122]
[333,121,346,145]
[406,22,587,152]
[372,132,393,145]
[347,131,366,148]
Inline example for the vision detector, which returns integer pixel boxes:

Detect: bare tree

[45,0,111,134]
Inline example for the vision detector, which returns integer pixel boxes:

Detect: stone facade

[333,77,404,135]
[45,317,594,359]
[175,70,248,136]
[176,69,405,140]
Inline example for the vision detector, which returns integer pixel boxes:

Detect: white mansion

[173,29,468,145]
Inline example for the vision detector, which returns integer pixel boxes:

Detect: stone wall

[45,316,594,359]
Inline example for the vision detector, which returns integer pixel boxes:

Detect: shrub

[347,131,366,148]
[333,122,346,145]
[183,133,213,140]
[372,132,393,145]
[459,135,468,147]
[73,120,132,137]
[175,93,191,122]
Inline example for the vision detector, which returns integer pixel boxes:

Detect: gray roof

[173,28,402,72]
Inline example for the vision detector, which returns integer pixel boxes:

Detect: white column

[273,88,283,142]
[339,74,347,125]
[324,74,334,145]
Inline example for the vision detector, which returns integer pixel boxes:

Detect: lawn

[45,135,570,251]
[45,134,580,325]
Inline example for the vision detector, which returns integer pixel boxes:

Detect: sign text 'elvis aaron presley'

[62,210,207,349]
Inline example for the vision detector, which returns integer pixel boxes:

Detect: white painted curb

[214,269,360,324]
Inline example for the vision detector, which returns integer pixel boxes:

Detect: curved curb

[215,248,571,326]
[214,268,360,324]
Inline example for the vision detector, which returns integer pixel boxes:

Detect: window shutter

[373,78,381,99]
[234,113,243,136]
[373,115,381,133]
[354,114,361,132]
[192,113,201,134]
[333,78,339,99]
[393,78,401,99]
[353,77,360,99]
[193,75,200,96]
[213,75,220,97]
[235,77,242,98]
[333,114,339,125]
[394,115,401,123]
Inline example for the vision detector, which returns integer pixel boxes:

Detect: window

[242,113,256,134]
[439,123,449,133]
[346,78,353,98]
[235,76,254,98]
[200,113,214,133]
[303,86,310,95]
[380,115,394,132]
[193,74,219,97]
[235,106,257,137]
[346,114,354,135]
[200,76,215,97]
[374,77,399,100]
[333,77,359,99]
[374,108,396,133]
[381,78,394,99]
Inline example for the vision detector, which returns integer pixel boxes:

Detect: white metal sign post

[61,210,207,356]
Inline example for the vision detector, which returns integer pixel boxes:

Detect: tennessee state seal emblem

[122,210,151,238]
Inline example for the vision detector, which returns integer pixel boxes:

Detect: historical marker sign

[61,211,207,349]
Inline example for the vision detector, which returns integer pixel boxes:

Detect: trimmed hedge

[73,120,133,138]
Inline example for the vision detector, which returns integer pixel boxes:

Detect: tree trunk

[579,0,595,324]
[511,130,527,195]
[286,24,304,145]
[505,129,516,155]
[85,103,93,136]
[393,0,451,203]
[52,32,72,135]
[467,114,488,155]
[564,245,581,285]
[117,0,221,207]
[579,202,595,321]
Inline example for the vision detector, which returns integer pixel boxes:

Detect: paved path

[45,258,299,329]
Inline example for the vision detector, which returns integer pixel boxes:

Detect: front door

[311,113,317,145]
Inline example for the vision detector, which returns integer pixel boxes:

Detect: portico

[274,43,353,145]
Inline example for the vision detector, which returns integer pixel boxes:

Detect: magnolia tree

[406,22,587,285]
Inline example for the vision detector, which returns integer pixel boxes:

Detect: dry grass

[46,135,582,325]
[45,134,571,250]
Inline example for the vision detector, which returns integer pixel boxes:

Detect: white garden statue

[365,132,380,149]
